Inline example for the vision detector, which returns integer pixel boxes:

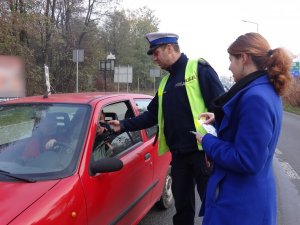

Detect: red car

[0,92,173,225]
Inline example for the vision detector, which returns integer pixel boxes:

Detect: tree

[127,7,159,91]
[0,1,161,95]
[99,7,160,92]
[1,0,119,94]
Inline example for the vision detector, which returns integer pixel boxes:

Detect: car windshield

[0,103,90,181]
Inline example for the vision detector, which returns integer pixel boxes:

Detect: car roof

[1,92,154,105]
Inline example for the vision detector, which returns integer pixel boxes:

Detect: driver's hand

[108,120,121,132]
[45,139,56,150]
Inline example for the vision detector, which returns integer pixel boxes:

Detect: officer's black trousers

[171,150,209,225]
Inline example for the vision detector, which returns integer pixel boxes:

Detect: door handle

[144,153,151,160]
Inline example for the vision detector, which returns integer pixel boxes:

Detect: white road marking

[276,148,300,180]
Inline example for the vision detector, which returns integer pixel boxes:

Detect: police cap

[145,32,179,55]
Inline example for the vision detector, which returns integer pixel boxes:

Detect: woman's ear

[241,53,253,66]
[240,53,248,64]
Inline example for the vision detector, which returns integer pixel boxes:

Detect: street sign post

[291,61,300,77]
[150,69,161,94]
[72,49,84,92]
[114,66,133,92]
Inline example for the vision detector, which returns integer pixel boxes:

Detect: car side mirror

[90,158,123,175]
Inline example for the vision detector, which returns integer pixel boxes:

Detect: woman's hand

[195,133,212,170]
[204,154,213,171]
[195,132,204,144]
[198,112,215,124]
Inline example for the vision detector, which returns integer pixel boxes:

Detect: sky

[120,0,300,77]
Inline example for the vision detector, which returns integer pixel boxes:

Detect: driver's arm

[22,137,41,159]
[45,139,57,150]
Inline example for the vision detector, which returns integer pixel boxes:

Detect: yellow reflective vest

[157,59,207,155]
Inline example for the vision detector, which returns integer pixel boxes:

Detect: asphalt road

[139,192,202,225]
[276,111,300,225]
[140,111,300,225]
[277,111,300,192]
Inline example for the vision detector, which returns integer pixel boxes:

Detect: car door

[133,98,172,208]
[79,98,154,225]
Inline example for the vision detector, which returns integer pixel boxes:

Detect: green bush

[283,77,300,115]
[283,77,300,106]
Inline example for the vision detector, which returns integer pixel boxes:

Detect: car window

[0,103,90,181]
[91,101,142,162]
[134,98,157,138]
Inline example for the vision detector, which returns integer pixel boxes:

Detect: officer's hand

[108,120,121,132]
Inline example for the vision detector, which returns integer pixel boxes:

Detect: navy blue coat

[201,75,281,225]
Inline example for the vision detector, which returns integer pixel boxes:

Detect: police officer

[109,32,224,225]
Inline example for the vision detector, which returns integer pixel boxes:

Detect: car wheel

[156,166,174,209]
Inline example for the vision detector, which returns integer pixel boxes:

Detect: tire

[156,166,174,209]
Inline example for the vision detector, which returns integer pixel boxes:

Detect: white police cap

[145,32,179,55]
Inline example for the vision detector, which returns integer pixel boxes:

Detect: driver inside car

[92,111,114,161]
[22,114,68,159]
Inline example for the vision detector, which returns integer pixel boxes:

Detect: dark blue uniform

[121,53,224,225]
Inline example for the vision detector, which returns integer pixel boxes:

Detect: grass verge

[283,103,300,116]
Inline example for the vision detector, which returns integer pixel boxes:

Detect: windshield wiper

[0,169,36,183]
